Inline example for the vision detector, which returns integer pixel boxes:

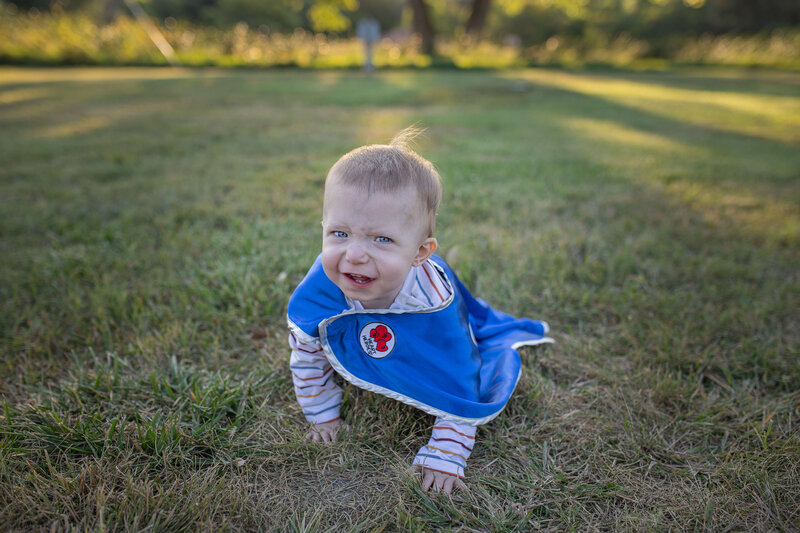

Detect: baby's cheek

[320,250,339,280]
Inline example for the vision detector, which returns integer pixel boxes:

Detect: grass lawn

[1,66,798,531]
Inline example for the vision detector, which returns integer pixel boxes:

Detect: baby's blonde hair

[325,127,442,237]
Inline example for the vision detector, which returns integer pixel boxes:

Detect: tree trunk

[409,0,435,56]
[465,0,491,40]
[103,0,125,24]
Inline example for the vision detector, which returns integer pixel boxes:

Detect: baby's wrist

[412,453,466,479]
[311,417,341,426]
[305,413,341,425]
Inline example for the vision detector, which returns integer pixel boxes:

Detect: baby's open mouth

[345,273,374,285]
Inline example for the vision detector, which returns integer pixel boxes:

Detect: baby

[287,128,552,493]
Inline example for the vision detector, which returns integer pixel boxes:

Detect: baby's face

[321,181,437,309]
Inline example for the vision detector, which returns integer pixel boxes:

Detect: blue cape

[287,255,553,425]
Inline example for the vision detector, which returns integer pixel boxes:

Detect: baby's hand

[305,419,341,443]
[421,468,464,495]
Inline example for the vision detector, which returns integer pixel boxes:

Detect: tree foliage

[5,0,798,45]
[489,0,800,44]
[306,0,358,32]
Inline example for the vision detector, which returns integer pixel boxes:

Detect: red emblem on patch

[370,325,392,352]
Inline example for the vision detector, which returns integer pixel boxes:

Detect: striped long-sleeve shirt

[289,260,476,478]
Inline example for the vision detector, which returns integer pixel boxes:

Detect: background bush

[1,1,799,68]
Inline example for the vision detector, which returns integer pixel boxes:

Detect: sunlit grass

[511,68,800,248]
[35,116,111,139]
[564,117,699,152]
[510,69,800,144]
[1,66,798,530]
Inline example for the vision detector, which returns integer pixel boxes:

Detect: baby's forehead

[326,174,420,193]
[324,186,428,232]
[324,180,425,206]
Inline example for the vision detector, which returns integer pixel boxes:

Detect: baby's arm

[289,331,344,442]
[412,418,475,493]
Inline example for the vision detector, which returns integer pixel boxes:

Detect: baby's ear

[413,237,438,266]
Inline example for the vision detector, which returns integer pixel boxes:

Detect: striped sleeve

[417,261,452,305]
[412,418,476,479]
[289,331,343,424]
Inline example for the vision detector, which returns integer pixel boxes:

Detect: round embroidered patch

[359,322,395,359]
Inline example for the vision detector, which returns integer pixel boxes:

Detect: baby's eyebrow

[369,228,397,237]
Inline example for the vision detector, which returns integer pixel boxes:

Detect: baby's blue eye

[333,231,348,238]
[376,236,392,243]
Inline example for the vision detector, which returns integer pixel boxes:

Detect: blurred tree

[307,0,358,32]
[9,0,101,11]
[356,0,403,33]
[7,0,797,48]
[144,0,302,30]
[409,0,498,54]
[202,0,304,31]
[102,0,124,22]
[488,0,800,47]
[702,0,800,32]
[465,0,491,39]
[409,0,434,54]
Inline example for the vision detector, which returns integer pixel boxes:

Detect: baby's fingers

[441,475,456,494]
[421,470,435,492]
[305,429,338,443]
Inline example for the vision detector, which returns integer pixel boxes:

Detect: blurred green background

[2,0,799,68]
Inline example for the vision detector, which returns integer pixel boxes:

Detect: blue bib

[287,255,553,425]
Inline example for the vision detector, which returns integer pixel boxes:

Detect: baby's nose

[345,241,368,262]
